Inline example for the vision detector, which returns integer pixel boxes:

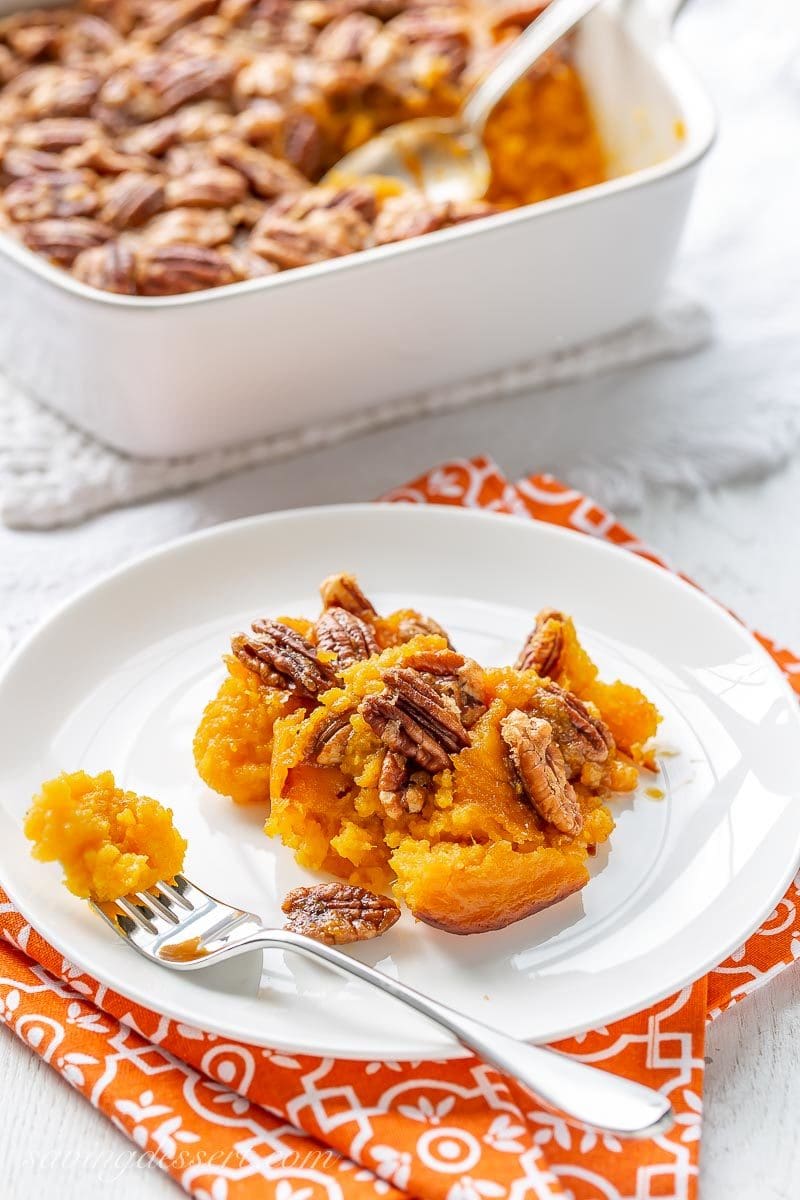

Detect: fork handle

[263,930,673,1138]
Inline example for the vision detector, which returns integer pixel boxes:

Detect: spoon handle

[462,0,604,133]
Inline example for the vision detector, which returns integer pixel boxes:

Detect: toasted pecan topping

[395,612,454,648]
[282,882,399,945]
[100,170,166,229]
[73,238,137,292]
[319,573,376,620]
[361,666,469,774]
[22,216,111,264]
[501,710,583,836]
[534,682,614,772]
[377,747,409,817]
[516,609,567,676]
[314,606,378,667]
[233,619,339,698]
[304,710,353,766]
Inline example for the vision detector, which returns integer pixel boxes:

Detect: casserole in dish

[0,0,714,458]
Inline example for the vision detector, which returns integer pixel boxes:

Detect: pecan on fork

[501,710,583,837]
[232,618,339,698]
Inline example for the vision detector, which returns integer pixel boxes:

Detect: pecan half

[22,217,112,265]
[135,242,236,294]
[516,609,566,676]
[501,710,583,836]
[249,211,359,269]
[282,883,400,945]
[234,618,339,697]
[165,166,247,209]
[303,710,353,766]
[319,573,376,620]
[282,112,323,179]
[73,239,137,293]
[314,607,378,667]
[13,117,102,152]
[377,747,409,816]
[378,749,430,819]
[384,667,470,753]
[395,613,454,647]
[100,171,166,229]
[156,55,237,115]
[141,206,233,247]
[2,170,97,221]
[214,135,306,198]
[361,667,469,773]
[530,682,614,776]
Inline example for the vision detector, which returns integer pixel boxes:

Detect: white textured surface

[1,0,800,1196]
[0,299,715,529]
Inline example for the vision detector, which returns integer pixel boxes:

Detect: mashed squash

[25,770,186,902]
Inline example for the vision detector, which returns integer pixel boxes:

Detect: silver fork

[93,874,674,1138]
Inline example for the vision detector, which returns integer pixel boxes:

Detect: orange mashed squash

[25,770,186,902]
[195,580,659,935]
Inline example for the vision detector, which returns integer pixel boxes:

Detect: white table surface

[2,1,800,1197]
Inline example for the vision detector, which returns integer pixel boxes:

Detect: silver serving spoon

[94,872,674,1139]
[325,0,605,203]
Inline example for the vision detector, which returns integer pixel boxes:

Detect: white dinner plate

[1,504,798,1060]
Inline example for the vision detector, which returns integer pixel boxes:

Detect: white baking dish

[0,0,714,459]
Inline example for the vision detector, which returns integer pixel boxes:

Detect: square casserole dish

[0,0,715,459]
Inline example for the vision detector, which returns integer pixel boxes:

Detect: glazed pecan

[314,12,382,61]
[304,710,353,766]
[384,667,470,752]
[501,710,583,836]
[118,114,180,157]
[319,573,376,620]
[314,606,378,667]
[516,609,567,676]
[135,241,236,293]
[214,135,307,197]
[141,206,233,247]
[394,613,453,647]
[22,216,112,264]
[377,749,430,819]
[1,147,63,177]
[2,169,97,221]
[12,64,101,118]
[249,207,368,268]
[62,137,158,176]
[156,55,237,115]
[530,682,614,776]
[234,618,339,697]
[282,112,324,179]
[13,117,102,152]
[100,171,166,229]
[362,667,469,773]
[73,238,137,292]
[377,747,409,815]
[165,166,247,209]
[224,244,279,280]
[282,883,400,945]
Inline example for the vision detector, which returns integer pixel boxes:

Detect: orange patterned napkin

[2,456,798,1200]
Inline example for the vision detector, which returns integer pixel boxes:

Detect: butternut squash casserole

[194,574,660,935]
[0,0,606,295]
